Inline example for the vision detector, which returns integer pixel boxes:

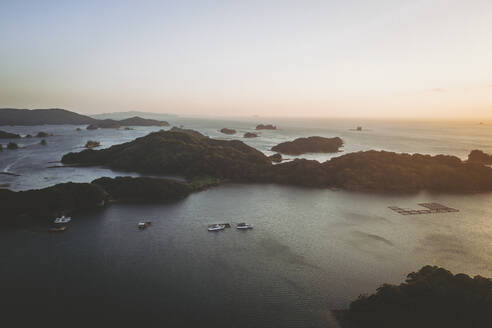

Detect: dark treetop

[468,149,492,164]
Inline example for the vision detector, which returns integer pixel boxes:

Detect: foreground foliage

[347,266,492,328]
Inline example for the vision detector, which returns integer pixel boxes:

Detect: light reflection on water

[1,184,492,327]
[1,118,492,326]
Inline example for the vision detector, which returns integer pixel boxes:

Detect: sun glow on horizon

[1,0,491,118]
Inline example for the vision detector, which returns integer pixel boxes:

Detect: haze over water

[2,118,492,327]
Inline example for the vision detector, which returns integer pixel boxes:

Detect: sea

[1,117,492,327]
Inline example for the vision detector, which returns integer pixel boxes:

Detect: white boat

[208,224,226,231]
[138,221,152,229]
[236,223,253,230]
[54,215,71,224]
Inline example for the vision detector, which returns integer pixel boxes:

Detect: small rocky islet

[243,132,258,138]
[219,128,236,135]
[255,124,276,130]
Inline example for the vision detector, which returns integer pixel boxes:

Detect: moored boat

[208,224,226,231]
[54,215,71,224]
[236,223,253,230]
[138,221,151,229]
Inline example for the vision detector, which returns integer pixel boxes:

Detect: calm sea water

[1,118,492,327]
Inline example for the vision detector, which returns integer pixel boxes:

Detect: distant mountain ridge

[0,108,170,127]
[91,111,178,120]
[0,108,96,125]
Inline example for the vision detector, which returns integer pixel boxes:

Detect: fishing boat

[236,223,253,230]
[54,215,71,224]
[208,224,226,231]
[138,221,152,229]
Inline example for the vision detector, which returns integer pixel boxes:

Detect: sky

[0,0,491,118]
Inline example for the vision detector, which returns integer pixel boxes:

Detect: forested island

[1,176,219,225]
[336,265,492,328]
[61,129,492,193]
[271,136,343,155]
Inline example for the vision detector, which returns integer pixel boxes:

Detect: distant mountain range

[0,108,96,125]
[91,111,178,121]
[0,108,170,128]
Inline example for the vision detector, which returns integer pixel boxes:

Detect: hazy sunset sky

[1,0,491,118]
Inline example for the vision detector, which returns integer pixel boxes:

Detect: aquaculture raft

[389,203,459,215]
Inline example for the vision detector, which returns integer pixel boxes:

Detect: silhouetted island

[61,129,492,193]
[243,132,258,138]
[271,136,343,155]
[0,108,96,125]
[1,176,219,225]
[468,149,492,164]
[1,182,107,225]
[86,117,170,129]
[0,130,20,138]
[62,130,269,180]
[220,128,236,135]
[255,124,276,130]
[7,142,18,150]
[0,108,169,128]
[336,265,492,328]
[35,131,52,138]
